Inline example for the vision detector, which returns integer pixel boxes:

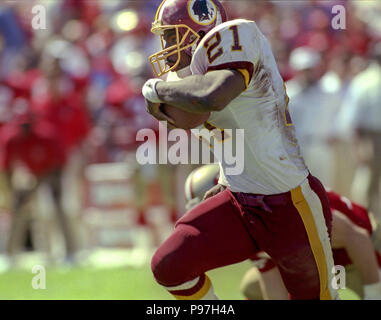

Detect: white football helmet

[184,164,220,210]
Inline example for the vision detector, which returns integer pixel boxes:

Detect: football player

[142,0,338,300]
[184,164,381,300]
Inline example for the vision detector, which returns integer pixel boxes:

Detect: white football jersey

[190,19,308,194]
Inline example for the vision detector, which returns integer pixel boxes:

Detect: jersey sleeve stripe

[206,61,254,85]
[237,69,250,88]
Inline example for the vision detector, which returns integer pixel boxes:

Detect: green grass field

[0,255,359,300]
[0,261,251,300]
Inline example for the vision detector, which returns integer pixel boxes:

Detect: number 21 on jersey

[203,25,243,64]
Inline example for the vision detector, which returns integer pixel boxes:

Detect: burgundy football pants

[151,174,338,299]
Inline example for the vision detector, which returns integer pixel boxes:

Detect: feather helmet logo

[188,0,217,26]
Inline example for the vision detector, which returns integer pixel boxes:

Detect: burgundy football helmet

[149,0,227,77]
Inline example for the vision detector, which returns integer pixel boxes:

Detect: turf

[0,260,359,300]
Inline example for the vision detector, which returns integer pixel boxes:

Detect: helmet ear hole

[198,30,206,39]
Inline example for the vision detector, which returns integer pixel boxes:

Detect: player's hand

[142,78,176,127]
[144,100,176,128]
[203,184,226,200]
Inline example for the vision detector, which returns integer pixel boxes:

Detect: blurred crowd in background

[0,0,380,268]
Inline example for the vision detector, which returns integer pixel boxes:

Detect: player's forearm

[155,70,245,114]
[155,75,219,113]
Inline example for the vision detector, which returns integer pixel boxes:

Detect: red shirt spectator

[30,78,91,153]
[0,119,66,177]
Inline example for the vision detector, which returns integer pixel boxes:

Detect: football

[160,104,210,130]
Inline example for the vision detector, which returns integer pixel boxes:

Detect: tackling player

[184,164,381,300]
[142,0,338,300]
[240,190,381,300]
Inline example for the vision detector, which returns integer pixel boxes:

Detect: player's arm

[142,68,246,124]
[155,69,246,113]
[332,209,381,288]
[203,183,226,200]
